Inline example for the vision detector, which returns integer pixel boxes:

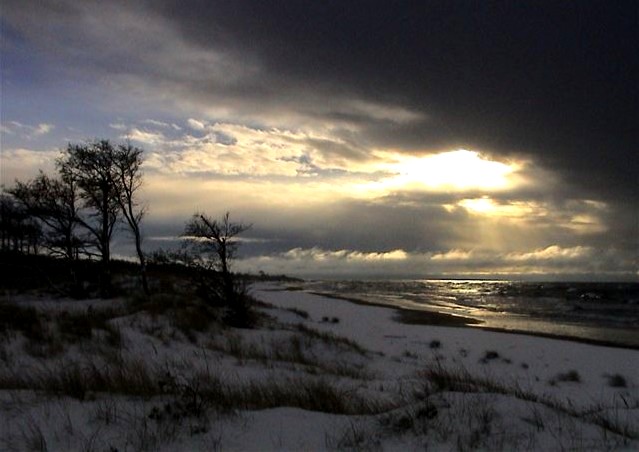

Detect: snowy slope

[0,283,636,451]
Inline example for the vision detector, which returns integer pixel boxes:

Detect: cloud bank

[1,0,637,279]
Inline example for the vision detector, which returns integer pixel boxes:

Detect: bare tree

[183,212,253,324]
[58,140,121,297]
[0,193,41,254]
[8,171,83,261]
[0,193,20,251]
[113,143,149,294]
[7,140,149,298]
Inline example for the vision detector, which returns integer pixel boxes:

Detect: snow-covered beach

[1,282,637,451]
[299,279,639,349]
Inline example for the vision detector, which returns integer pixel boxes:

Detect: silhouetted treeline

[0,194,42,255]
[3,139,297,329]
[3,140,146,297]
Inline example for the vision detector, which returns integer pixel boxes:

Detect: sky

[1,0,637,280]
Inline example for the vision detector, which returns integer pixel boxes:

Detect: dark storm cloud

[150,1,637,198]
[151,0,638,260]
[4,0,636,205]
[2,0,636,274]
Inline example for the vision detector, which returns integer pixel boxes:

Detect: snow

[255,284,637,400]
[1,282,637,451]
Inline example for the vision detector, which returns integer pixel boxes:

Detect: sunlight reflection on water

[304,279,639,347]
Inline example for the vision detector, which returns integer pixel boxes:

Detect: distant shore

[308,290,639,350]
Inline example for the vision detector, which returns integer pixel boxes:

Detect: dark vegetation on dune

[1,139,298,329]
[0,250,296,327]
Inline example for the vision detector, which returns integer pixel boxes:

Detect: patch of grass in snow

[379,394,505,450]
[142,366,384,416]
[129,417,181,451]
[207,331,372,380]
[129,291,199,317]
[23,333,65,359]
[0,353,382,417]
[4,306,125,358]
[0,298,127,359]
[56,308,124,346]
[92,398,121,426]
[295,323,369,356]
[283,306,310,319]
[129,292,223,342]
[325,420,376,450]
[0,301,45,340]
[0,357,159,400]
[128,289,260,339]
[207,324,371,380]
[90,391,214,449]
[227,377,385,415]
[418,362,638,442]
[172,306,217,342]
[19,417,48,452]
[360,362,638,450]
[0,342,11,364]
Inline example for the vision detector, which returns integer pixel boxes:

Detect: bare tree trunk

[100,188,111,298]
[112,143,148,295]
[132,222,149,295]
[219,240,235,303]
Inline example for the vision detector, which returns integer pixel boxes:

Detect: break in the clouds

[1,1,637,280]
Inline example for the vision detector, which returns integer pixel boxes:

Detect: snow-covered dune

[0,284,636,451]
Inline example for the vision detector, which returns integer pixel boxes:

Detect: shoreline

[307,290,639,351]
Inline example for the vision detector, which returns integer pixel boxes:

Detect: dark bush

[0,302,45,340]
[551,370,581,385]
[606,373,627,388]
[479,350,500,363]
[223,292,259,329]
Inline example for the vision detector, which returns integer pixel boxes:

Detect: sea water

[302,280,639,347]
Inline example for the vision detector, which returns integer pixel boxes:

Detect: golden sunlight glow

[355,149,523,197]
[566,214,607,234]
[451,197,544,218]
[389,149,519,190]
[457,197,496,214]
